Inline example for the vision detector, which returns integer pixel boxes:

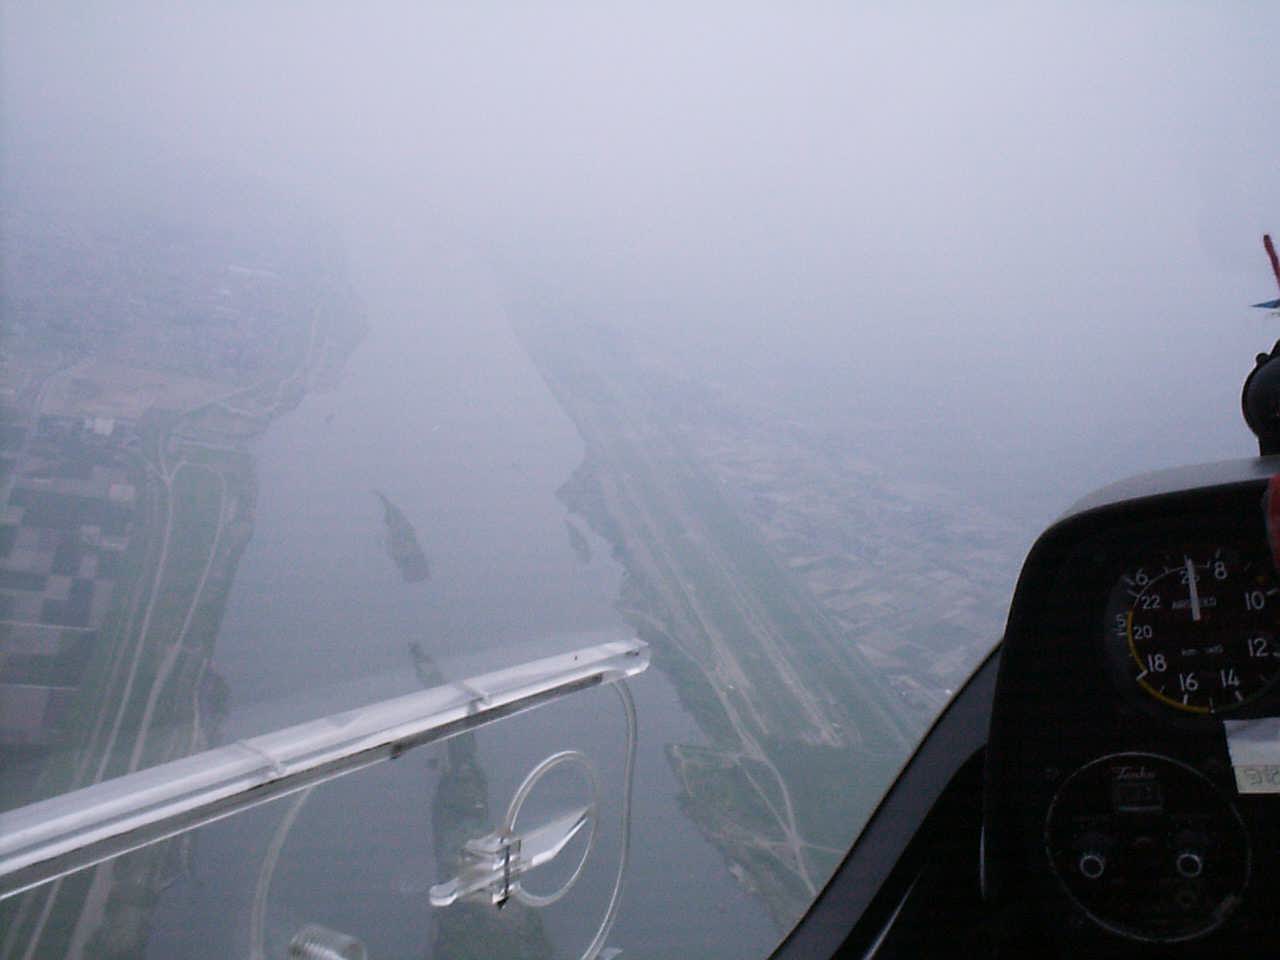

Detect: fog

[4,1,1279,523]
[2,8,1279,956]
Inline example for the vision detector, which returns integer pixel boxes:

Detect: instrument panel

[1043,751,1250,943]
[984,461,1280,956]
[1104,544,1280,716]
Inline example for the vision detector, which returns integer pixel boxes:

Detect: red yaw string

[1266,234,1280,296]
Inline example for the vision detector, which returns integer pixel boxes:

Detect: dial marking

[1185,556,1202,622]
[1115,550,1280,715]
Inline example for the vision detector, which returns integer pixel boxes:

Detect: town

[0,195,363,958]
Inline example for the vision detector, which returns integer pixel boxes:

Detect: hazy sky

[4,1,1278,522]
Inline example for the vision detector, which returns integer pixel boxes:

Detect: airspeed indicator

[1105,546,1280,715]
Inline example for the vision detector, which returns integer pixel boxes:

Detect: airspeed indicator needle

[1185,557,1202,622]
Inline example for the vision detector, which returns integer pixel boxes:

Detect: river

[143,218,778,960]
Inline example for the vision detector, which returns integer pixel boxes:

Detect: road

[515,324,916,921]
[4,311,328,959]
[597,432,822,895]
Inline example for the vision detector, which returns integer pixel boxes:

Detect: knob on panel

[1044,752,1249,943]
[1078,851,1107,880]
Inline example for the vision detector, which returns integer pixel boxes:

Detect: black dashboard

[985,458,1280,955]
[772,459,1280,960]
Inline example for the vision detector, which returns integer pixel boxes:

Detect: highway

[530,350,911,921]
